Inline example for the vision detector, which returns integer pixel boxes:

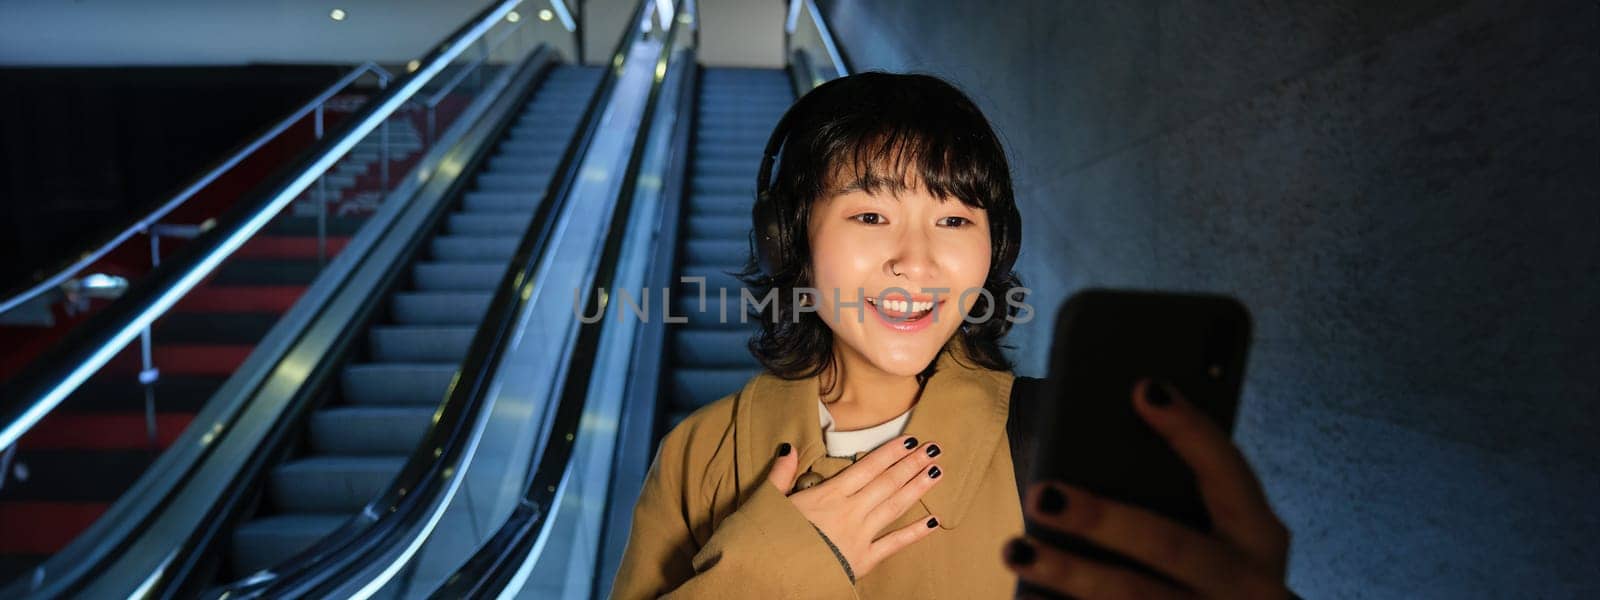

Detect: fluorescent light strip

[655,0,674,30]
[785,0,801,34]
[550,0,577,32]
[0,0,522,452]
[807,0,849,76]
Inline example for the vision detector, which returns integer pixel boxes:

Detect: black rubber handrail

[428,2,694,596]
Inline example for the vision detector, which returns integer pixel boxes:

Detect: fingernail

[926,517,939,528]
[928,466,942,479]
[1145,379,1172,407]
[777,443,792,457]
[1036,485,1066,515]
[1003,539,1035,567]
[925,444,941,458]
[903,437,919,449]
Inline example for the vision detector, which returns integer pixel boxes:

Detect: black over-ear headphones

[751,99,805,277]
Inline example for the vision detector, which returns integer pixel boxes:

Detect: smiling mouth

[863,296,941,321]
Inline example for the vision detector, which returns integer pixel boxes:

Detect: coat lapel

[733,340,1016,529]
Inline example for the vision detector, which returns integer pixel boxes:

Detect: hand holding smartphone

[1009,289,1291,599]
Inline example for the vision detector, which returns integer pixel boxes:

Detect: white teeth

[867,297,935,314]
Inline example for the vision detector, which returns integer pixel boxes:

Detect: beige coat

[610,342,1024,599]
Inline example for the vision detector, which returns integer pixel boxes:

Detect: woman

[610,72,1293,599]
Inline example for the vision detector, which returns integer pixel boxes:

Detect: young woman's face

[807,178,992,377]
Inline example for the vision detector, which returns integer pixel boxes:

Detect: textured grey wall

[817,0,1599,596]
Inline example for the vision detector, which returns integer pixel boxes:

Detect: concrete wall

[817,0,1599,596]
[697,0,785,68]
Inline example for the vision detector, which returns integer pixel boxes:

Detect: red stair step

[0,502,108,554]
[236,236,350,260]
[18,413,196,451]
[103,344,253,377]
[175,285,307,313]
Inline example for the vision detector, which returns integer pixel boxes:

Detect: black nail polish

[925,444,941,458]
[777,443,792,457]
[926,517,939,528]
[1004,539,1036,566]
[903,437,919,449]
[1146,380,1172,407]
[928,466,942,479]
[1036,486,1066,515]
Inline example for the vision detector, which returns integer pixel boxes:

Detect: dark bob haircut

[738,71,1025,386]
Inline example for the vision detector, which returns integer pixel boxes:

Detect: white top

[818,399,914,458]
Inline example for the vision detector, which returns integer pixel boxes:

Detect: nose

[886,227,937,281]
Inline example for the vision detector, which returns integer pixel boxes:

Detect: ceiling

[0,0,545,66]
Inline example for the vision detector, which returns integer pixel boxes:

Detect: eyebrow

[830,173,907,198]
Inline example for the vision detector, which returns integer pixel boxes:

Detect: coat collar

[734,339,1016,528]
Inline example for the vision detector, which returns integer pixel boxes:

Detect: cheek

[945,235,993,312]
[807,223,877,291]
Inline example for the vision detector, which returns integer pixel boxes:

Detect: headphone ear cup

[753,190,783,275]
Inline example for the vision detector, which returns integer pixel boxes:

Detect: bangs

[780,80,1010,214]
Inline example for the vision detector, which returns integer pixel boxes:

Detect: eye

[939,216,973,228]
[851,212,888,225]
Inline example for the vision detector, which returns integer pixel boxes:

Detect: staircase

[224,64,603,579]
[664,68,793,428]
[0,213,362,583]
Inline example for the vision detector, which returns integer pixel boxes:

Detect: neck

[819,343,925,431]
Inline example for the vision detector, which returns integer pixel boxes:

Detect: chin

[857,332,955,376]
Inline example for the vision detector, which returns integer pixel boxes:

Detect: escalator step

[686,215,749,239]
[677,265,745,297]
[671,330,759,368]
[368,326,475,362]
[430,236,519,261]
[309,407,435,455]
[390,291,491,325]
[476,172,551,192]
[411,262,505,292]
[268,456,404,513]
[462,191,540,213]
[229,514,346,578]
[488,153,560,173]
[682,240,750,267]
[447,212,534,236]
[691,176,758,197]
[340,363,457,406]
[688,193,754,217]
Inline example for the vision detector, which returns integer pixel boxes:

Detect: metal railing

[785,0,852,90]
[0,62,390,321]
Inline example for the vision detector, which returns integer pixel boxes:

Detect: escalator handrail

[785,0,852,78]
[426,2,695,596]
[217,2,667,598]
[0,61,391,318]
[0,0,531,452]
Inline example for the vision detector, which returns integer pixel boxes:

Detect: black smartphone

[1020,289,1252,595]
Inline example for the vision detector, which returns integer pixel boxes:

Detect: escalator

[0,1,850,596]
[0,0,627,594]
[664,68,793,427]
[223,65,603,580]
